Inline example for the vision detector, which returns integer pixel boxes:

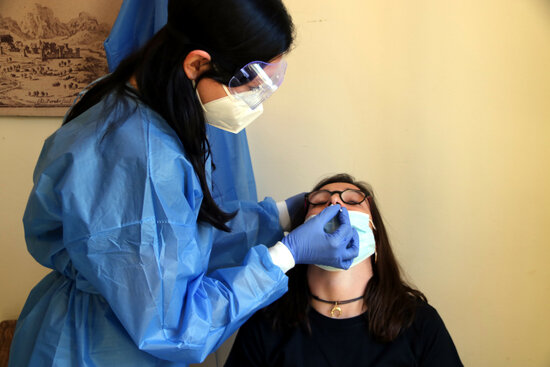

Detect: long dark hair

[63,0,295,231]
[268,173,426,342]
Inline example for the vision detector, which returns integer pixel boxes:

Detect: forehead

[317,182,362,192]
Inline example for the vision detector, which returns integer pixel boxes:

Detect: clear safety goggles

[227,59,287,110]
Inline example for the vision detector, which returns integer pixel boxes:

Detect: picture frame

[0,0,122,116]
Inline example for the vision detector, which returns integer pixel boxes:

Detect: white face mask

[306,211,376,272]
[198,85,264,134]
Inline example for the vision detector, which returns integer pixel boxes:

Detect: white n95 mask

[306,211,376,271]
[198,85,264,134]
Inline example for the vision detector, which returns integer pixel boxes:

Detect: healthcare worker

[8,0,359,366]
[103,0,294,273]
[102,0,284,274]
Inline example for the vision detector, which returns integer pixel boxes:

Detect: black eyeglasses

[305,189,367,206]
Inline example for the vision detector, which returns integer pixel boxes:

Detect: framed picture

[0,0,123,116]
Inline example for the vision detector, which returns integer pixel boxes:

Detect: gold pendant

[330,302,342,318]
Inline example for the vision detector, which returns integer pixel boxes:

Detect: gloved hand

[284,192,307,230]
[281,205,360,269]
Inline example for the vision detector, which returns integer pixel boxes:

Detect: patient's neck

[307,258,373,319]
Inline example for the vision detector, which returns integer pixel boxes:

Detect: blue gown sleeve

[207,197,283,272]
[24,103,288,363]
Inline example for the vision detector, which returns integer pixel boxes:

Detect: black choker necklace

[310,293,364,318]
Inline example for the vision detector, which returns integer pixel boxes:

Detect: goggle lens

[228,60,287,109]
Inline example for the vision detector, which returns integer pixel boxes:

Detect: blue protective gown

[9,92,288,366]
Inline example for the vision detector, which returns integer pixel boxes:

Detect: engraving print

[0,0,122,116]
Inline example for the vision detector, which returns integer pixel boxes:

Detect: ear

[183,50,212,80]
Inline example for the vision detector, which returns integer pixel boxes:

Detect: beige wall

[0,117,59,318]
[1,0,549,366]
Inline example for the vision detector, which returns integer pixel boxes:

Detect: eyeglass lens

[307,189,366,205]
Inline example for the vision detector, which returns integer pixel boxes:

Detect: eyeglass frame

[305,189,368,206]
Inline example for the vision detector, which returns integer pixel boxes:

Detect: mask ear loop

[369,219,378,263]
[367,195,378,263]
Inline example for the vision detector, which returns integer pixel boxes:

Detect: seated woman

[225,173,463,367]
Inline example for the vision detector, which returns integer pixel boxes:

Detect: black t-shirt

[225,301,463,367]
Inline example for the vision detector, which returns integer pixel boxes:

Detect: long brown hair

[267,173,426,342]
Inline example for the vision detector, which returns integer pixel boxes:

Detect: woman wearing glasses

[225,173,463,367]
[9,1,360,366]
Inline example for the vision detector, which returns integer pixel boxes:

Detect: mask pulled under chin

[198,85,264,134]
[305,210,376,272]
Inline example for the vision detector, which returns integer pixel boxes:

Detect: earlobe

[183,50,212,80]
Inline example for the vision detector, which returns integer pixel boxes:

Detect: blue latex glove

[284,192,307,230]
[281,205,360,269]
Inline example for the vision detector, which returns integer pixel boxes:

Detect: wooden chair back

[0,320,16,367]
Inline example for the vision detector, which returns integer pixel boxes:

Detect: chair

[0,320,16,367]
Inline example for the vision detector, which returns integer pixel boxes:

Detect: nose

[329,192,344,206]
